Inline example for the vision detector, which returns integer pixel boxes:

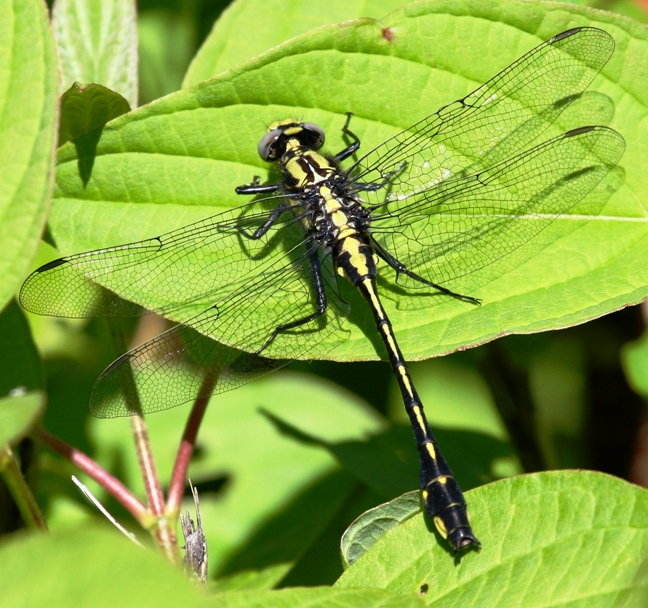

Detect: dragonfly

[20,26,625,551]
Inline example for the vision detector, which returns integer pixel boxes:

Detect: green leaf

[184,0,410,86]
[0,391,44,447]
[341,490,421,568]
[47,1,648,362]
[59,82,131,147]
[89,372,383,578]
[212,564,297,592]
[0,527,211,608]
[209,586,425,608]
[139,9,196,104]
[0,0,57,311]
[52,0,138,108]
[0,300,43,397]
[336,471,648,608]
[622,330,648,397]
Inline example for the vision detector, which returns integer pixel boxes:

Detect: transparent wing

[370,126,625,294]
[20,194,305,319]
[90,239,350,417]
[349,27,615,206]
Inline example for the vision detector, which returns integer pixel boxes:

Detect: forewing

[20,195,301,318]
[349,27,614,205]
[371,127,625,295]
[89,240,350,417]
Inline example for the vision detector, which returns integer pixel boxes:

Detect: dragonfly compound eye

[301,122,325,150]
[258,121,326,162]
[257,128,284,161]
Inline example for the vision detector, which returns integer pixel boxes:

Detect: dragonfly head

[257,119,325,162]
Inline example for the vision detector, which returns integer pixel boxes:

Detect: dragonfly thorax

[281,145,336,189]
[312,184,371,248]
[260,120,376,282]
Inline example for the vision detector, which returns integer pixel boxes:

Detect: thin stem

[166,371,217,519]
[128,414,180,563]
[130,415,165,517]
[0,445,48,531]
[114,314,180,564]
[32,428,149,523]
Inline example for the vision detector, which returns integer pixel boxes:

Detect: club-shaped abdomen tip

[432,508,480,552]
[451,530,481,552]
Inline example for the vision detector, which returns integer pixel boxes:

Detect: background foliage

[1,0,648,606]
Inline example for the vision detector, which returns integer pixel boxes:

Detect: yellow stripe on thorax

[284,144,332,188]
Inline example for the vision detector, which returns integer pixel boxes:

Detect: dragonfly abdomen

[355,275,479,551]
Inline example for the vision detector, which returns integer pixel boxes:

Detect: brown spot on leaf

[382,27,394,42]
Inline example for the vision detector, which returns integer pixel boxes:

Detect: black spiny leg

[372,238,481,305]
[255,247,328,355]
[334,113,361,162]
[235,176,279,195]
[235,178,288,240]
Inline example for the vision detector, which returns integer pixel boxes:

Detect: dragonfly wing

[20,195,301,319]
[349,28,614,205]
[89,239,350,417]
[370,126,625,294]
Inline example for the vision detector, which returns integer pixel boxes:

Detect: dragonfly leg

[235,201,290,240]
[255,248,328,355]
[372,238,481,305]
[334,113,361,162]
[235,176,279,195]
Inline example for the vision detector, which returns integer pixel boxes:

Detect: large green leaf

[0,527,211,607]
[0,0,57,311]
[184,0,410,86]
[336,471,648,607]
[47,0,648,363]
[52,0,138,107]
[209,586,425,608]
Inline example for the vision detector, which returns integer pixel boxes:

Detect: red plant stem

[33,428,149,523]
[129,415,165,517]
[166,372,216,518]
[109,315,167,517]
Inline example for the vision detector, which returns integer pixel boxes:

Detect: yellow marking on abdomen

[331,210,349,228]
[362,279,384,314]
[341,239,369,277]
[397,365,414,397]
[434,516,448,538]
[412,405,434,456]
